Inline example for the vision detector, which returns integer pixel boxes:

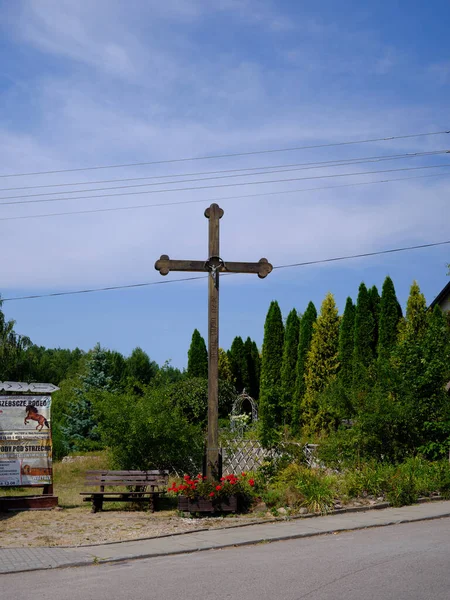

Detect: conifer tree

[338,297,355,391]
[228,336,248,392]
[64,343,113,451]
[292,302,317,430]
[368,285,381,356]
[259,301,284,445]
[394,295,450,453]
[218,348,234,383]
[127,347,158,384]
[187,329,208,378]
[378,276,402,361]
[399,280,427,340]
[280,309,300,424]
[302,293,340,435]
[244,337,260,399]
[353,283,376,384]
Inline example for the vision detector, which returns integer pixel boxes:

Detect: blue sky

[0,0,449,370]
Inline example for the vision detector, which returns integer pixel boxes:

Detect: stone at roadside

[278,507,287,515]
[252,502,268,513]
[299,507,308,515]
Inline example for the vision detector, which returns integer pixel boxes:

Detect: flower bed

[169,473,255,514]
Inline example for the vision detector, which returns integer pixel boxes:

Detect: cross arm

[223,258,273,279]
[155,255,206,275]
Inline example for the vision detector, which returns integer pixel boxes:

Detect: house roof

[429,281,450,309]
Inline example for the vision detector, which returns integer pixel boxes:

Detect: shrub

[94,387,204,472]
[296,469,335,514]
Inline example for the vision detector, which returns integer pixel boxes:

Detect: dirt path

[0,507,271,548]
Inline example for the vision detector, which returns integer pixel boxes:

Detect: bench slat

[85,470,168,475]
[80,469,168,512]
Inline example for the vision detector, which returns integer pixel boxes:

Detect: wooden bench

[80,470,169,513]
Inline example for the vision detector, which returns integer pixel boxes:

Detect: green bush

[385,471,417,507]
[94,387,204,472]
[340,461,393,499]
[296,469,335,514]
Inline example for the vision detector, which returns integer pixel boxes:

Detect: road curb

[2,505,450,575]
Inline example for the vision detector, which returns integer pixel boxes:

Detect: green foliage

[393,297,450,454]
[259,301,284,444]
[228,336,249,392]
[302,293,340,436]
[62,344,114,452]
[296,469,335,514]
[400,280,427,340]
[260,301,284,392]
[353,283,376,385]
[259,387,283,447]
[187,329,208,378]
[95,387,204,472]
[244,338,261,400]
[167,377,237,427]
[280,309,300,425]
[218,348,234,384]
[0,298,32,380]
[338,297,355,392]
[126,347,158,385]
[378,276,402,361]
[368,285,380,356]
[293,302,317,432]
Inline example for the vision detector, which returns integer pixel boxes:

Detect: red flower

[241,472,247,477]
[248,479,255,487]
[220,477,225,481]
[209,492,215,497]
[183,474,190,481]
[216,485,222,491]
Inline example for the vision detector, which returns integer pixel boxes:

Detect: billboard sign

[0,395,52,487]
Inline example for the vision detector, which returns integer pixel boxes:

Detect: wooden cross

[155,203,272,478]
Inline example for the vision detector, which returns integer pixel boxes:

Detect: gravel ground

[0,507,274,548]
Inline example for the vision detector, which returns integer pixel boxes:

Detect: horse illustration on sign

[24,405,49,431]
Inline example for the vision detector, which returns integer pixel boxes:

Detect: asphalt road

[3,518,450,600]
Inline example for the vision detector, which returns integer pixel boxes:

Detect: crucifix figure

[155,203,272,478]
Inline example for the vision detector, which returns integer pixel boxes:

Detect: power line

[2,239,449,302]
[1,129,449,179]
[1,163,449,208]
[1,170,449,223]
[0,149,447,194]
[2,150,448,201]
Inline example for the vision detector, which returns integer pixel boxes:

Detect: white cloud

[0,0,448,294]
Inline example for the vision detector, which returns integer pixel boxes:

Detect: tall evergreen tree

[259,301,284,445]
[127,347,158,385]
[338,297,355,391]
[393,297,450,454]
[187,329,208,378]
[244,337,260,400]
[302,293,340,435]
[228,336,249,392]
[292,302,317,431]
[399,280,427,340]
[353,283,376,385]
[64,343,113,451]
[378,276,402,361]
[280,308,300,425]
[368,285,381,356]
[218,348,234,383]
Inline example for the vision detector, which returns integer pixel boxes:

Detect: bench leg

[149,494,157,513]
[92,495,103,513]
